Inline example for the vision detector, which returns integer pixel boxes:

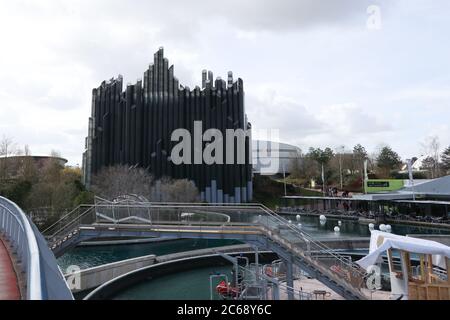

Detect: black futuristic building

[82,48,252,203]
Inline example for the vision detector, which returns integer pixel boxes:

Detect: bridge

[0,196,73,300]
[43,200,371,300]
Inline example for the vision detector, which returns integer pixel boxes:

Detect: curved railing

[0,196,73,300]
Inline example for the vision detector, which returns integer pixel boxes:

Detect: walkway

[0,236,21,300]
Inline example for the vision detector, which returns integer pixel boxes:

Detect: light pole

[322,163,326,196]
[407,159,416,201]
[338,145,345,190]
[283,163,287,197]
[363,159,368,194]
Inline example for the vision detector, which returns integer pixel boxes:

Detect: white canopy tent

[356,231,450,300]
[357,231,450,270]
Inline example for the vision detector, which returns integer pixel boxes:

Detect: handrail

[234,261,313,300]
[0,196,42,300]
[257,203,366,274]
[42,204,93,235]
[0,196,74,300]
[46,202,367,273]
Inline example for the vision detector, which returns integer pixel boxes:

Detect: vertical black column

[84,48,253,203]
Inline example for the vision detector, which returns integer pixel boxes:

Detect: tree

[91,165,153,200]
[288,151,303,179]
[24,161,85,213]
[353,144,368,172]
[307,147,335,189]
[421,156,437,179]
[157,178,200,202]
[0,136,16,179]
[376,146,402,178]
[421,136,441,178]
[442,146,450,173]
[352,144,369,190]
[308,147,334,166]
[17,145,38,182]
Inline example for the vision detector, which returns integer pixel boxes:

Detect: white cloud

[0,0,448,165]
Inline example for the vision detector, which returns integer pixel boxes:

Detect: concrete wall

[65,254,156,293]
[155,244,253,263]
[319,238,370,250]
[64,244,253,293]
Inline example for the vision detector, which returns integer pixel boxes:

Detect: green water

[57,239,241,271]
[111,265,233,300]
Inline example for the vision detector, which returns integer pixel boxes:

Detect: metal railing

[0,196,42,299]
[44,201,369,298]
[0,196,73,300]
[0,197,73,300]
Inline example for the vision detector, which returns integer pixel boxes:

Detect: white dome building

[252,140,301,175]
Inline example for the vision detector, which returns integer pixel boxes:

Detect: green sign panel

[367,181,390,188]
[366,179,404,193]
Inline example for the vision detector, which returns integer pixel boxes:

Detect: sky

[0,0,449,166]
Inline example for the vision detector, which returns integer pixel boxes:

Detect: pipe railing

[0,196,42,300]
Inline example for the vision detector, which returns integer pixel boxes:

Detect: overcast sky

[1,0,449,165]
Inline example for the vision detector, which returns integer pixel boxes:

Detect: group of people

[325,187,351,198]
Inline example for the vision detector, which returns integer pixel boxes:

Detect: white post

[364,160,368,194]
[407,159,416,201]
[322,163,325,196]
[338,145,344,190]
[283,163,287,197]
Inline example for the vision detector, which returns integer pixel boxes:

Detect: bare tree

[0,135,15,156]
[158,178,200,202]
[421,136,441,178]
[91,165,153,200]
[50,149,61,158]
[0,135,16,179]
[421,156,437,179]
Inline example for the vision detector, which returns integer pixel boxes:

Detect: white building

[252,140,301,175]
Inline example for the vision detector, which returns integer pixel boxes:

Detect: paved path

[0,237,21,300]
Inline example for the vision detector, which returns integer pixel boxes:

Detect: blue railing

[0,196,73,300]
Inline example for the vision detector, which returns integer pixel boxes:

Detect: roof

[283,195,450,206]
[252,140,301,153]
[283,196,364,201]
[352,192,417,201]
[0,155,68,163]
[403,175,450,196]
[356,231,450,270]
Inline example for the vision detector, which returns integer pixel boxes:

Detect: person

[333,187,338,197]
[343,201,349,211]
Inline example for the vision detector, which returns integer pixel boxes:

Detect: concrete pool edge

[84,251,278,300]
